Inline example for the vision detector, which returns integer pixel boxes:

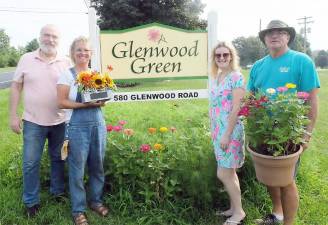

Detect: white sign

[107,89,209,103]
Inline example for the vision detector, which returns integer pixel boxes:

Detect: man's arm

[9,81,23,134]
[303,88,319,150]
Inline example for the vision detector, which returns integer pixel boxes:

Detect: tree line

[0,29,39,68]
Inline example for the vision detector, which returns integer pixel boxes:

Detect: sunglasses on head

[215,53,230,59]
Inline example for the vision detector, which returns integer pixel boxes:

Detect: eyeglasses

[215,53,230,59]
[75,48,92,53]
[266,30,288,37]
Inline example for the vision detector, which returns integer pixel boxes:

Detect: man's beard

[40,43,57,56]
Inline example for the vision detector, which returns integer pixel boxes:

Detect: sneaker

[254,213,282,225]
[26,204,40,218]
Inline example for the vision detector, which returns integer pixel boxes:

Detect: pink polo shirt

[13,49,71,126]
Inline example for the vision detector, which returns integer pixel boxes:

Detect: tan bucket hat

[259,20,296,44]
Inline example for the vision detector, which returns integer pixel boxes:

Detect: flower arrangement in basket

[76,66,116,103]
[239,83,310,156]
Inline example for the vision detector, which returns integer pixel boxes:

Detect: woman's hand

[220,133,230,150]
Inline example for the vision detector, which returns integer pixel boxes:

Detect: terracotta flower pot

[247,145,303,187]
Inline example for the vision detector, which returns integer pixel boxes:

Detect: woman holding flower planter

[209,41,246,225]
[57,36,109,225]
[247,20,320,225]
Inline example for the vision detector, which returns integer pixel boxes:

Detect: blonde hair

[210,41,240,78]
[69,36,91,64]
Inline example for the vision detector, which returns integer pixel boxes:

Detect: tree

[314,50,328,68]
[25,38,39,53]
[232,36,266,67]
[0,29,10,52]
[90,0,207,30]
[289,33,312,56]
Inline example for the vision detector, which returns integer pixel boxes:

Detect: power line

[0,8,87,14]
[297,16,314,53]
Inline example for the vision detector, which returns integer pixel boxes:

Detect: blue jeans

[22,120,65,207]
[67,107,106,216]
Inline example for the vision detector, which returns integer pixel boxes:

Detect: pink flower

[113,125,123,132]
[277,86,288,92]
[297,92,310,100]
[118,120,127,126]
[231,140,241,147]
[106,124,113,132]
[238,106,250,116]
[140,144,151,153]
[147,29,161,42]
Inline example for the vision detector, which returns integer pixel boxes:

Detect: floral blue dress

[209,71,245,168]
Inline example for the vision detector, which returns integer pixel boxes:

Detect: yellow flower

[153,143,163,150]
[159,127,168,133]
[286,83,296,89]
[266,88,276,95]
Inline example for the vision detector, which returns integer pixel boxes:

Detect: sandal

[90,204,109,217]
[216,209,233,217]
[223,216,246,225]
[73,213,88,225]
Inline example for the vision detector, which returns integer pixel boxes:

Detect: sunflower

[91,73,105,89]
[76,71,93,89]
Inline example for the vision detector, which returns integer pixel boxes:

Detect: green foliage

[232,36,266,67]
[91,0,207,30]
[25,38,39,53]
[242,87,310,156]
[314,50,328,68]
[289,33,312,56]
[0,28,24,68]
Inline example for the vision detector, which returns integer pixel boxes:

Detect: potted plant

[76,66,116,103]
[239,83,310,186]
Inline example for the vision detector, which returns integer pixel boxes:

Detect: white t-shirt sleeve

[57,69,74,86]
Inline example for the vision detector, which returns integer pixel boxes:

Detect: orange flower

[123,128,134,136]
[148,127,156,134]
[153,143,163,151]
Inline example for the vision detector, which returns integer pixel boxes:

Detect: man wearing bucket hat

[247,20,320,225]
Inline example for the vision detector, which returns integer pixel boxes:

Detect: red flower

[106,124,113,132]
[107,65,113,71]
[238,106,250,117]
[140,144,151,153]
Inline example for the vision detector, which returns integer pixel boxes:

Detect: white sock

[273,213,284,221]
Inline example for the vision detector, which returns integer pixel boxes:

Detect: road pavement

[0,72,14,89]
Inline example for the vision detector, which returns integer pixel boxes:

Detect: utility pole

[297,16,314,53]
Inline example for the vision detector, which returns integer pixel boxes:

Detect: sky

[0,0,327,55]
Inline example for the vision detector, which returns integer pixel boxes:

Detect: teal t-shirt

[247,49,320,92]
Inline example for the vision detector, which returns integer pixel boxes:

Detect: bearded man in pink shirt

[9,24,71,217]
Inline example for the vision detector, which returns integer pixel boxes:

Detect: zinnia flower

[159,127,168,133]
[277,86,288,92]
[148,127,156,134]
[297,92,310,100]
[266,88,276,95]
[153,143,163,151]
[286,83,297,89]
[140,144,151,153]
[106,124,113,132]
[113,125,123,132]
[123,128,134,136]
[118,120,127,126]
[238,106,250,116]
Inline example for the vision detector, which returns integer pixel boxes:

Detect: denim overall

[67,68,107,216]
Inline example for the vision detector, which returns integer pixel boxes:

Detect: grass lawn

[0,67,15,73]
[0,70,327,225]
